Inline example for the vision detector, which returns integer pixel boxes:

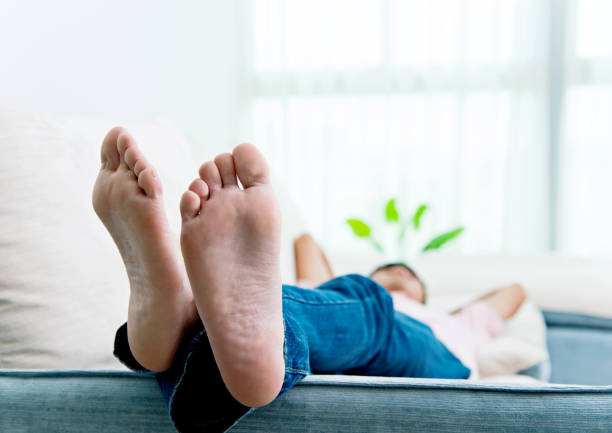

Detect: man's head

[370,262,426,304]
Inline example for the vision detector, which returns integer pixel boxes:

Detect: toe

[189,178,210,199]
[199,161,223,192]
[134,160,148,176]
[124,146,145,170]
[100,126,126,170]
[137,168,162,198]
[214,153,238,187]
[180,190,201,221]
[117,133,154,180]
[117,132,136,169]
[232,143,270,188]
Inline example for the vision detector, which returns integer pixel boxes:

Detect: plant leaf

[346,219,371,237]
[412,204,428,230]
[423,227,464,251]
[385,199,399,223]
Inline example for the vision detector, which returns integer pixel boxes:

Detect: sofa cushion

[0,107,196,369]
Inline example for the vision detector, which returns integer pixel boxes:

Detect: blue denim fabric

[114,274,469,433]
[280,274,470,392]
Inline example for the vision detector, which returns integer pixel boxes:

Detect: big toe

[100,126,126,170]
[232,143,270,188]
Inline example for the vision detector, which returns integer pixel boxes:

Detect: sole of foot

[93,127,197,372]
[180,144,285,407]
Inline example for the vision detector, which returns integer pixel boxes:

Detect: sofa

[1,108,611,432]
[2,311,612,432]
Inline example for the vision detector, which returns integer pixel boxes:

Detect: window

[558,0,612,257]
[241,0,612,259]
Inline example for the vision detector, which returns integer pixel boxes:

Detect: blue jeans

[115,274,469,433]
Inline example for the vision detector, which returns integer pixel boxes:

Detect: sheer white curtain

[558,0,612,258]
[238,0,610,260]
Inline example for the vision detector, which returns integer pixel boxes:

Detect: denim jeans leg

[114,273,468,433]
[281,274,470,383]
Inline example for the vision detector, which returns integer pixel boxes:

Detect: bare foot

[93,127,198,372]
[180,144,285,407]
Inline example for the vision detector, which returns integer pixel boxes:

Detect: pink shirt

[390,291,503,379]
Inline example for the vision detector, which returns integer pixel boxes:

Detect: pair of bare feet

[92,127,285,407]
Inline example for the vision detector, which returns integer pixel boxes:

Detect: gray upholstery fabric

[0,370,173,433]
[2,311,612,432]
[2,371,612,433]
[544,311,612,385]
[548,327,612,385]
[235,376,612,432]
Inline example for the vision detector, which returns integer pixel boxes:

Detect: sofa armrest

[544,311,612,385]
[0,370,174,432]
[2,370,612,432]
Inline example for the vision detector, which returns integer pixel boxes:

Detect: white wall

[0,0,242,159]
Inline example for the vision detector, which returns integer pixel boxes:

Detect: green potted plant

[347,198,464,259]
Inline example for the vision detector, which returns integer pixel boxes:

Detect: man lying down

[294,234,527,380]
[93,127,526,433]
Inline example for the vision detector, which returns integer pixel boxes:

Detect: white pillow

[479,374,542,384]
[476,337,547,378]
[428,295,548,379]
[476,300,549,378]
[276,188,308,286]
[0,107,195,369]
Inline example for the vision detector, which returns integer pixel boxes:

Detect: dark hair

[370,262,427,303]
